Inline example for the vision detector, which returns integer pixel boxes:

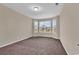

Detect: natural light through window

[33,20,38,33]
[39,20,51,33]
[33,19,57,33]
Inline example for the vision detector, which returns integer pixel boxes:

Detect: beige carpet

[0,37,67,55]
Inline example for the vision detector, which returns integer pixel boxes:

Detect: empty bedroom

[0,3,79,55]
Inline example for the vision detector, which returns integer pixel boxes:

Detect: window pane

[39,20,51,33]
[52,19,56,33]
[34,21,38,33]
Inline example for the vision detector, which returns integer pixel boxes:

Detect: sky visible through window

[34,19,56,33]
[34,21,38,29]
[39,20,51,28]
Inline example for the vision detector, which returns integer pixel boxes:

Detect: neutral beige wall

[60,4,79,54]
[0,5,32,47]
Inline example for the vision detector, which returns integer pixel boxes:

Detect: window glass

[52,19,56,33]
[39,20,51,33]
[34,21,38,33]
[33,19,57,34]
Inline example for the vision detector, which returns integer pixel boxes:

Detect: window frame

[32,18,57,34]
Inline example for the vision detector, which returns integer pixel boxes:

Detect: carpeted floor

[0,37,67,55]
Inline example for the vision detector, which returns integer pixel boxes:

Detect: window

[52,19,56,33]
[33,20,38,33]
[39,20,51,33]
[33,19,57,33]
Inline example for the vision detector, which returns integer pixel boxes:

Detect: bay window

[33,18,57,34]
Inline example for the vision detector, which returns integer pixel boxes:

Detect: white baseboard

[60,39,69,55]
[0,36,32,48]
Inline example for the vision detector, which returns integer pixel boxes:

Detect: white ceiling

[2,3,64,19]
